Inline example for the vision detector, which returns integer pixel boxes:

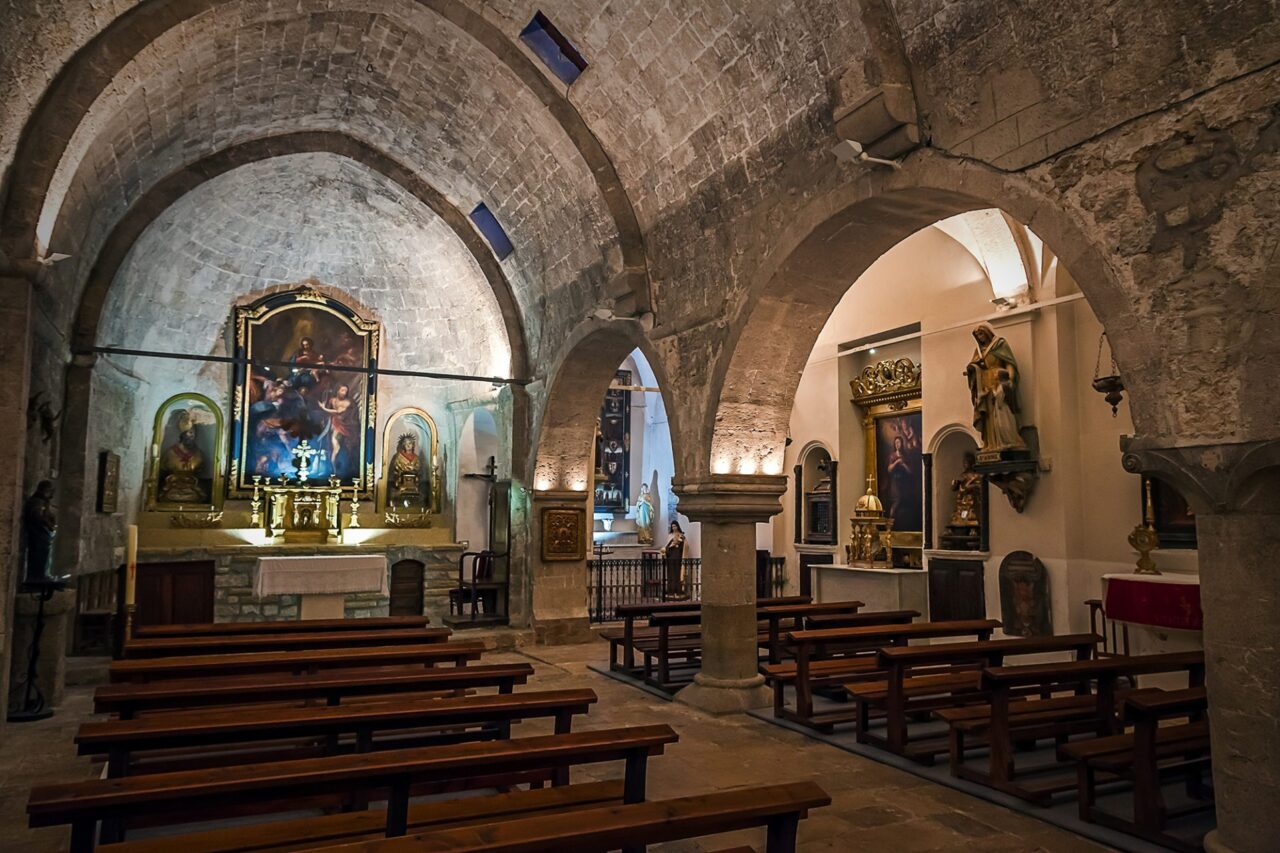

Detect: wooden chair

[448,550,506,624]
[73,567,120,656]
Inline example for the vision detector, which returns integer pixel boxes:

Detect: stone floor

[2,641,1112,852]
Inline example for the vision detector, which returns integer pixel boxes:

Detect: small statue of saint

[390,432,425,507]
[661,520,687,599]
[158,411,207,503]
[634,483,654,545]
[965,323,1027,453]
[949,452,983,528]
[23,480,57,582]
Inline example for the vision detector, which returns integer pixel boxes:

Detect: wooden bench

[108,642,485,683]
[290,781,832,853]
[849,633,1099,762]
[941,651,1205,802]
[122,627,453,658]
[607,596,809,674]
[132,616,430,639]
[767,618,999,731]
[74,567,120,655]
[80,688,599,777]
[94,662,536,719]
[1062,686,1211,852]
[756,601,865,664]
[802,609,920,630]
[29,724,680,851]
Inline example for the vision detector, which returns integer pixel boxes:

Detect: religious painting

[542,507,586,561]
[380,407,440,513]
[593,369,631,511]
[229,286,379,496]
[998,550,1053,637]
[1142,475,1197,549]
[146,393,224,511]
[873,409,923,536]
[97,451,120,513]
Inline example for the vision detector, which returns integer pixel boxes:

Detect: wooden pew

[606,596,809,674]
[95,662,535,719]
[109,641,485,683]
[941,651,1205,802]
[122,627,452,658]
[80,689,599,777]
[802,609,920,630]
[1063,687,1211,852]
[288,781,832,853]
[132,616,430,639]
[767,618,999,731]
[849,633,1099,762]
[756,601,865,664]
[29,725,680,852]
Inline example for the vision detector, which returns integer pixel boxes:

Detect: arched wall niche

[456,407,501,551]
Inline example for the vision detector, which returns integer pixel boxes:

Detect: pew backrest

[132,616,430,639]
[877,633,1100,668]
[123,627,452,658]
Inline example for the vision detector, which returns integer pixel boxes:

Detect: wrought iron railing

[587,555,786,624]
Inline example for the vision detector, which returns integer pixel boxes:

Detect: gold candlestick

[348,487,361,528]
[250,475,263,527]
[1128,478,1161,575]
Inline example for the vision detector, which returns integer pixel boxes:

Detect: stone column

[527,489,593,644]
[672,475,786,714]
[1199,505,1280,853]
[1121,437,1280,853]
[0,276,33,724]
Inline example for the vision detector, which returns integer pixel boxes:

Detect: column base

[675,673,773,714]
[532,617,593,645]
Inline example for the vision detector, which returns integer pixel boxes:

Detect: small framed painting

[541,507,586,561]
[97,451,120,514]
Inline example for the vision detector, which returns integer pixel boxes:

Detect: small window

[520,11,588,85]
[469,203,514,260]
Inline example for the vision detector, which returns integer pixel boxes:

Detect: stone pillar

[0,276,33,724]
[1121,437,1280,853]
[672,475,786,714]
[1199,506,1280,853]
[527,489,593,644]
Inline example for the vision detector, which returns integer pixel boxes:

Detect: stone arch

[0,0,650,316]
[704,151,1135,477]
[530,320,681,493]
[926,422,980,455]
[67,131,528,378]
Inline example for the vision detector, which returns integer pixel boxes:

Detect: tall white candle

[126,523,138,606]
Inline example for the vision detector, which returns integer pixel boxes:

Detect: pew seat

[122,627,452,658]
[132,616,430,639]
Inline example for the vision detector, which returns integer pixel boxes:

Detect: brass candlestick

[348,487,361,528]
[250,475,263,527]
[1128,478,1161,575]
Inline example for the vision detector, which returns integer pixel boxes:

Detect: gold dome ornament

[846,476,893,568]
[1128,478,1161,575]
[854,483,884,516]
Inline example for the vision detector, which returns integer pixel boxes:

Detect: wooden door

[928,558,986,622]
[389,560,425,616]
[136,561,215,627]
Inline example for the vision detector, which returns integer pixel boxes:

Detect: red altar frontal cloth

[1104,575,1202,631]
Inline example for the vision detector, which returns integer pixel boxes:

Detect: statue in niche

[158,410,208,503]
[23,480,57,582]
[661,520,687,599]
[965,323,1027,455]
[949,453,983,528]
[634,483,654,545]
[390,432,424,505]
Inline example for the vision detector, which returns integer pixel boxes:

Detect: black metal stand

[8,578,69,723]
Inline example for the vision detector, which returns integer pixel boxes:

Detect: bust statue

[390,432,423,506]
[158,410,207,503]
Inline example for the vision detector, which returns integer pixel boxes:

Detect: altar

[813,563,928,613]
[255,554,388,620]
[1102,572,1202,657]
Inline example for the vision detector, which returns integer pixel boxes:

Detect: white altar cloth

[254,554,389,598]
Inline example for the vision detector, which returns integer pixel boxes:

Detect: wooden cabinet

[927,558,986,622]
[389,559,425,616]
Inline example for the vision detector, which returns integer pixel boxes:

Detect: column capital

[672,474,787,524]
[1120,434,1280,514]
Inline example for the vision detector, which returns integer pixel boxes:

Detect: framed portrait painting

[229,285,379,496]
[97,451,120,514]
[873,409,924,536]
[147,393,224,511]
[542,507,586,561]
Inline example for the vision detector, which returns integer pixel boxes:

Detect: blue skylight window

[469,203,514,260]
[520,11,588,85]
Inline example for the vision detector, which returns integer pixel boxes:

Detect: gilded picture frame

[379,407,442,513]
[146,392,225,511]
[541,507,586,561]
[229,285,380,497]
[851,357,924,551]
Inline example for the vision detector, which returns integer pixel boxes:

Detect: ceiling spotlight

[832,139,902,171]
[868,348,877,355]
